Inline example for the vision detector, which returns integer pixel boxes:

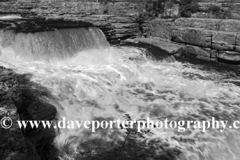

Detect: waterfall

[0,27,109,61]
[0,27,240,160]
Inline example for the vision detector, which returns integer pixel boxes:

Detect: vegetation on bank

[178,0,199,17]
[137,0,199,20]
[206,4,232,19]
[137,0,233,21]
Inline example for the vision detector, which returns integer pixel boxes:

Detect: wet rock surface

[124,37,183,55]
[0,66,58,160]
[122,37,178,62]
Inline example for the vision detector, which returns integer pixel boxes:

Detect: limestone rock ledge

[0,15,140,43]
[0,1,141,43]
[123,37,217,63]
[142,18,240,64]
[124,37,183,54]
[123,37,179,62]
[81,15,140,42]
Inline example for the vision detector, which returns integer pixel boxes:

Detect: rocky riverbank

[0,66,58,160]
[1,1,240,64]
[141,18,240,64]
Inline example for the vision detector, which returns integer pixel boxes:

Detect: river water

[0,27,240,160]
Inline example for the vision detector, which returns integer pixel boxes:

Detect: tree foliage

[207,4,232,19]
[145,0,165,17]
[138,0,200,20]
[178,0,200,17]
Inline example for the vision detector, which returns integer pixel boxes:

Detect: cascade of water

[0,28,240,160]
[0,27,109,61]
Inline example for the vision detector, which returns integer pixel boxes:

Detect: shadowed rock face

[0,17,95,32]
[0,66,58,160]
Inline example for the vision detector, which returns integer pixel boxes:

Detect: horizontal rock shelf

[142,18,240,64]
[0,1,141,42]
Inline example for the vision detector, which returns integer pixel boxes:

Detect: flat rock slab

[124,37,184,54]
[122,37,186,62]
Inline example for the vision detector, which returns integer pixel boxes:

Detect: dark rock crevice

[0,18,95,33]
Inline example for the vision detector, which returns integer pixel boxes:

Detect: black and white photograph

[0,0,240,160]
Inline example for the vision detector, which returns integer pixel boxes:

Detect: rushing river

[0,27,240,160]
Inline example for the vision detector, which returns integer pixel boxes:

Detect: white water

[0,15,22,20]
[0,27,240,160]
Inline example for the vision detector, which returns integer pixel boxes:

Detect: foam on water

[0,28,240,160]
[0,15,22,20]
[0,27,109,61]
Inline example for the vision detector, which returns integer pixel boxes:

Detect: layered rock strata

[142,18,240,64]
[0,1,141,42]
